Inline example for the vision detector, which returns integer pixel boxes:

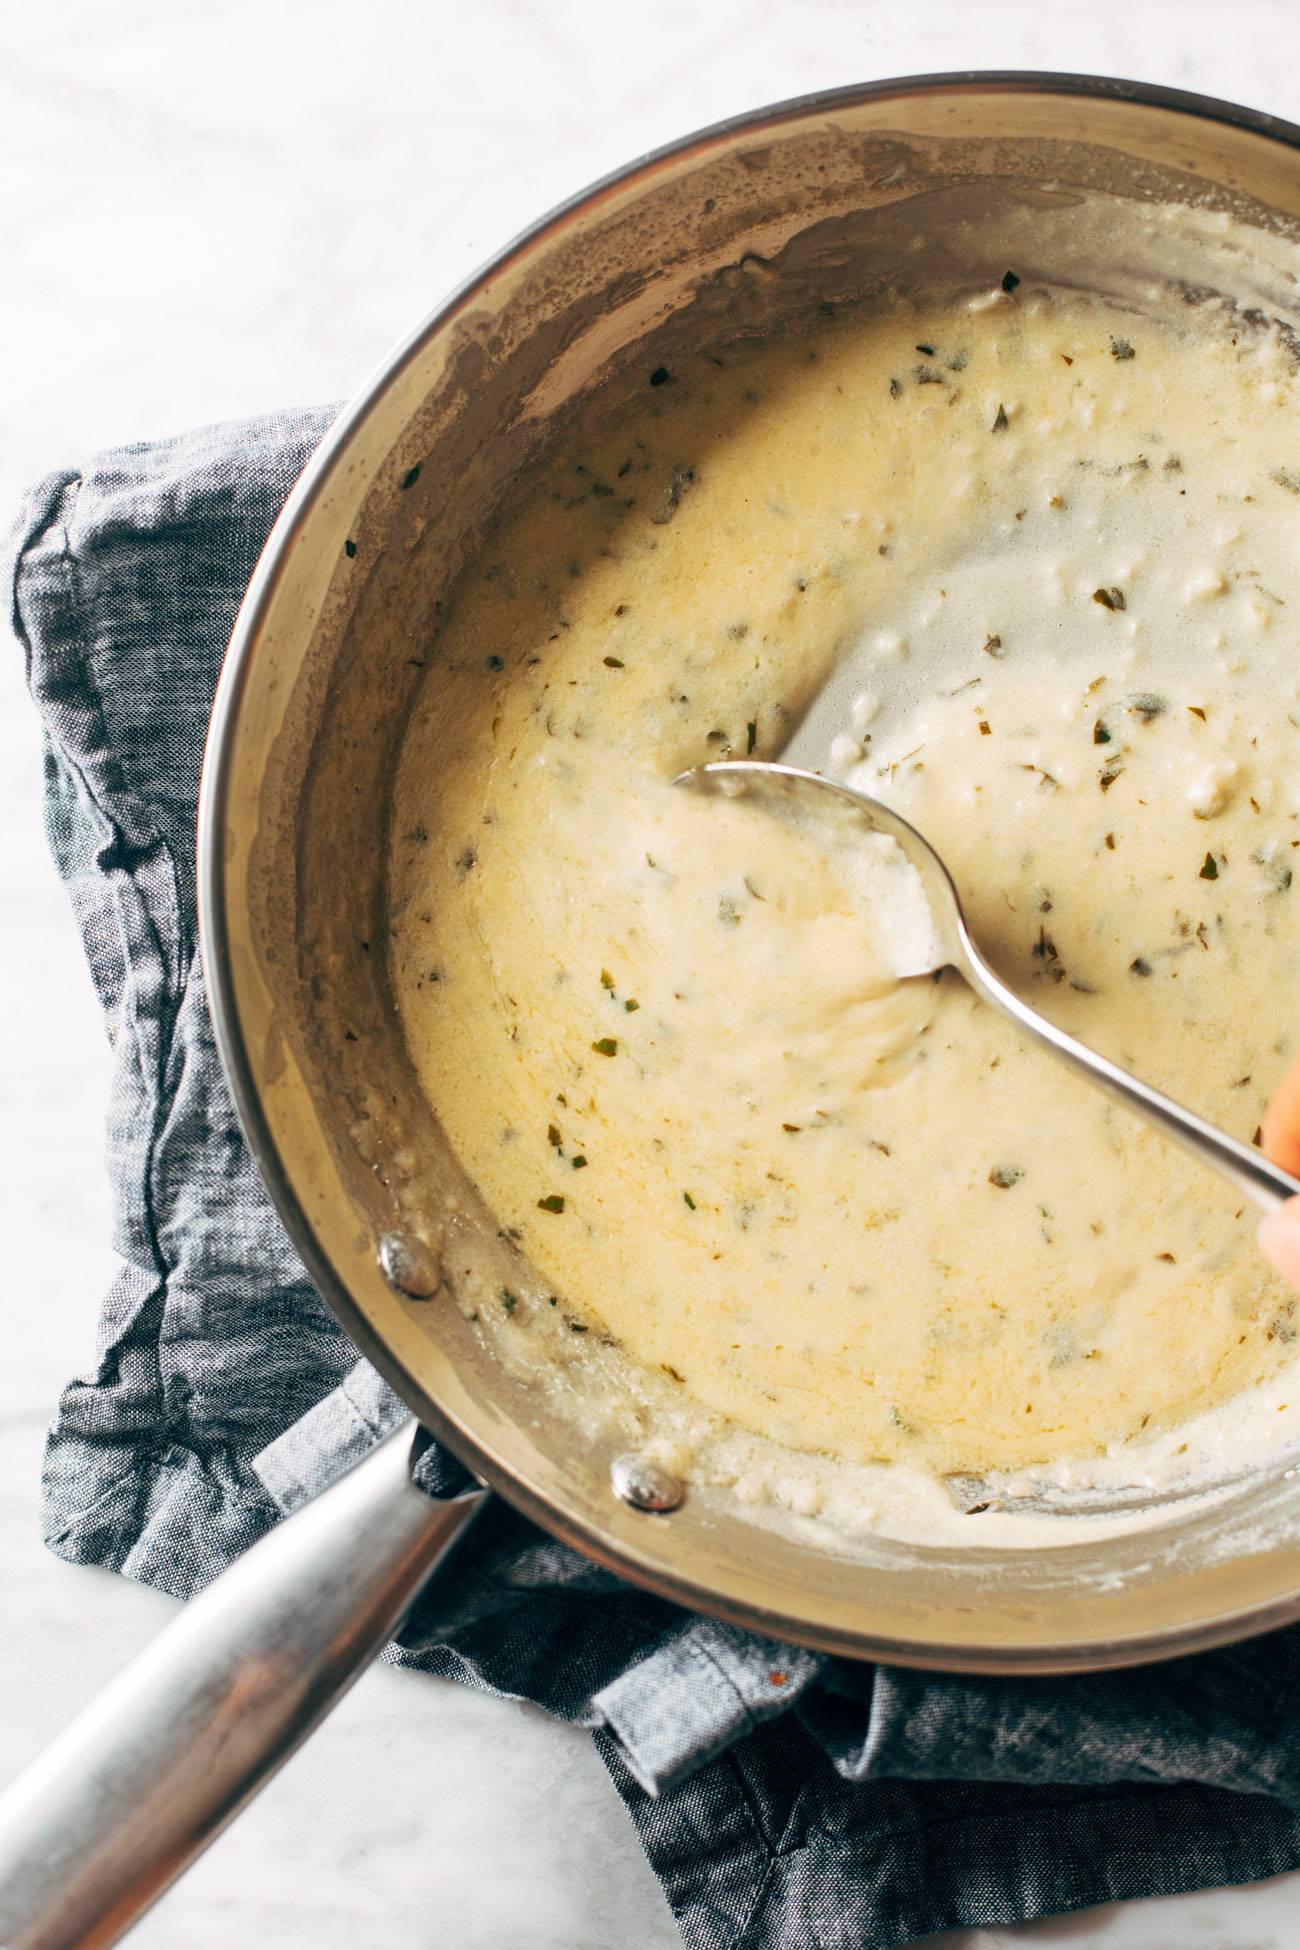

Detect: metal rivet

[610,1453,684,1513]
[378,1231,442,1299]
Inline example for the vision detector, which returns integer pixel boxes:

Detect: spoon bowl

[676,758,1300,1215]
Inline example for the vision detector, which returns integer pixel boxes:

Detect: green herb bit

[572,1155,588,1170]
[1093,721,1111,745]
[983,634,1005,658]
[747,720,757,754]
[603,656,625,668]
[499,1288,519,1313]
[624,998,640,1012]
[1092,586,1126,611]
[1031,927,1067,982]
[1001,270,1021,292]
[1129,957,1153,977]
[1200,853,1219,881]
[592,1037,618,1056]
[1110,337,1135,360]
[1253,847,1294,892]
[988,1165,1022,1189]
[683,1191,697,1210]
[991,404,1009,433]
[547,1122,563,1149]
[1188,705,1207,721]
[537,1195,566,1213]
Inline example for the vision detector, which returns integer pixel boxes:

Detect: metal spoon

[676,758,1300,1215]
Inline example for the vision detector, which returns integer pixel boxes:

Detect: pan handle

[0,1421,488,1950]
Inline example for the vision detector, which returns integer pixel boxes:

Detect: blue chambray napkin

[11,410,1300,1950]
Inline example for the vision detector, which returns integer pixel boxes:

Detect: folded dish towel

[10,410,1300,1950]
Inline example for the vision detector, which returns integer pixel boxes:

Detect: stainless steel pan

[7,71,1300,1950]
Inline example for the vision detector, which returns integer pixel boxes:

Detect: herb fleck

[989,1165,1023,1189]
[1001,269,1021,293]
[683,1191,697,1210]
[499,1288,519,1313]
[648,366,673,387]
[1093,721,1112,745]
[537,1194,566,1213]
[983,633,1005,658]
[652,465,695,526]
[1093,586,1126,611]
[1032,927,1068,983]
[1110,337,1135,361]
[991,403,1009,433]
[591,1037,618,1056]
[603,655,624,668]
[1254,846,1294,892]
[747,720,757,754]
[1130,957,1153,977]
[571,1155,588,1170]
[1200,853,1219,881]
[344,538,357,558]
[400,464,422,491]
[625,998,640,1012]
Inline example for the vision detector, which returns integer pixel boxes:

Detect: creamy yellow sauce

[390,282,1300,1487]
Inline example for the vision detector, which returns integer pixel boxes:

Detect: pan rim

[198,68,1300,1671]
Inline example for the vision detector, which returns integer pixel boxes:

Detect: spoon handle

[960,942,1300,1214]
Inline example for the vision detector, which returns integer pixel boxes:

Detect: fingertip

[1258,1198,1300,1285]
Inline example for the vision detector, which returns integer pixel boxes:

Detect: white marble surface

[4,1,1300,1944]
